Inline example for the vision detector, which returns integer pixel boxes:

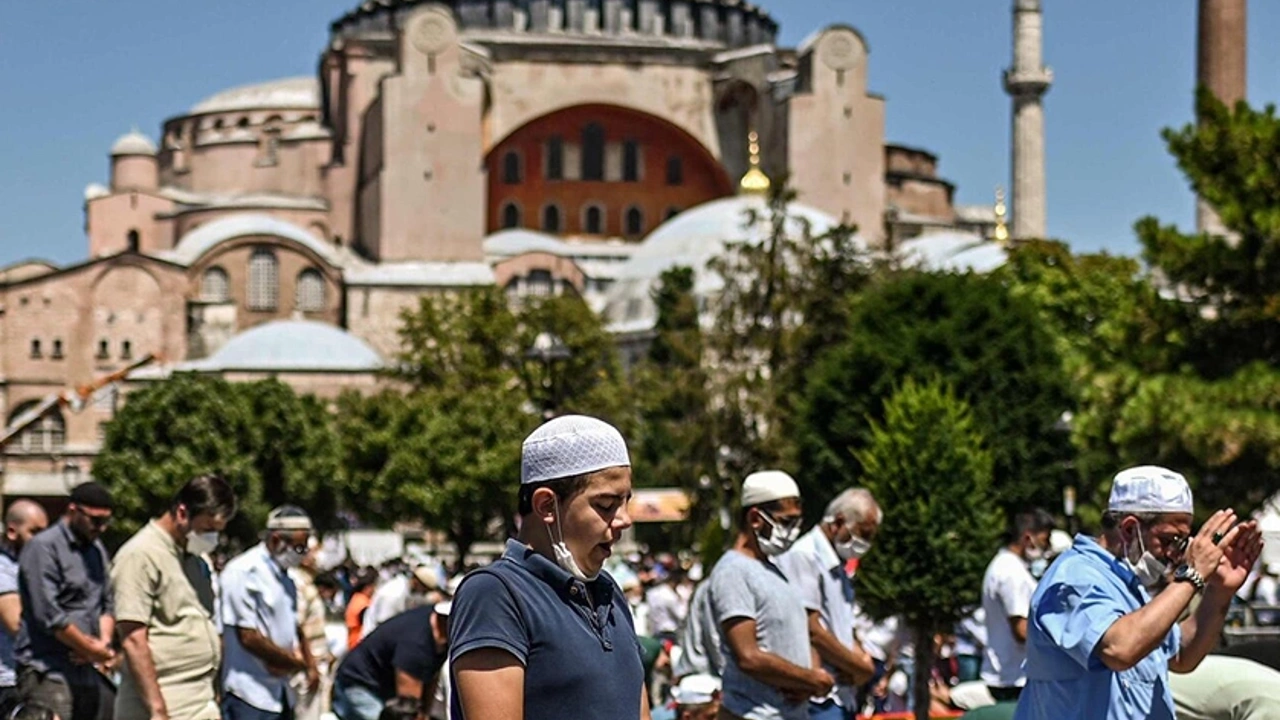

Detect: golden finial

[993,185,1009,244]
[739,130,771,195]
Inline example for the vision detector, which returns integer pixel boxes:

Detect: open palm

[1213,521,1263,592]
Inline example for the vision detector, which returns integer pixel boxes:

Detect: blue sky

[1,1,1276,265]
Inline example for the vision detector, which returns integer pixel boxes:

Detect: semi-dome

[604,195,846,332]
[110,130,157,156]
[195,320,383,372]
[332,0,778,48]
[84,183,110,201]
[190,77,320,115]
[897,230,1007,274]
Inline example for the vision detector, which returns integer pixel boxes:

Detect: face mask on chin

[1123,524,1168,589]
[545,496,599,582]
[186,530,219,556]
[755,512,800,557]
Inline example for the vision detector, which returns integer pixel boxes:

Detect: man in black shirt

[332,603,449,720]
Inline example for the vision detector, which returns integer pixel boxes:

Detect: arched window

[501,202,522,229]
[247,250,279,311]
[583,205,605,234]
[623,140,641,182]
[121,340,133,360]
[126,229,140,252]
[236,117,250,129]
[582,123,605,181]
[625,206,645,236]
[295,269,325,312]
[29,340,41,359]
[666,155,684,185]
[97,340,109,359]
[8,402,65,454]
[51,340,63,360]
[200,267,230,303]
[526,270,555,297]
[546,136,565,180]
[502,151,522,184]
[542,205,563,233]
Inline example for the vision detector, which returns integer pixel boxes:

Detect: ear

[532,487,558,525]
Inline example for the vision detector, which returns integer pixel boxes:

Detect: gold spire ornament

[739,130,771,195]
[993,186,1010,244]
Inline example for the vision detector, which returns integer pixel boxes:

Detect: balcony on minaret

[1003,67,1054,97]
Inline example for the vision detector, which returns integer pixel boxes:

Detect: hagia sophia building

[0,0,1037,496]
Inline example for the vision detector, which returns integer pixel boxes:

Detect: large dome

[897,230,1007,274]
[604,195,845,332]
[195,320,383,372]
[190,77,320,115]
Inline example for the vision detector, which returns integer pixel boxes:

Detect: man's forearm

[1174,587,1232,673]
[810,621,874,684]
[100,615,115,644]
[238,630,304,671]
[54,624,103,658]
[740,650,821,692]
[1098,582,1196,671]
[121,629,167,716]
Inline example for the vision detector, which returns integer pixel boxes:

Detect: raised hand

[1184,510,1235,581]
[1211,519,1263,593]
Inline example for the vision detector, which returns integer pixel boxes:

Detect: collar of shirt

[252,542,291,583]
[146,519,182,557]
[796,524,843,574]
[56,519,87,549]
[1068,534,1148,599]
[501,539,613,607]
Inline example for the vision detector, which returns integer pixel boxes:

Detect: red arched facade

[486,104,734,239]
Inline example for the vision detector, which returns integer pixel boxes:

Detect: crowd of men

[1,414,1278,720]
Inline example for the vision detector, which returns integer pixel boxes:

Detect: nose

[614,503,634,532]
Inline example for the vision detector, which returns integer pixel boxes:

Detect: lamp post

[525,332,571,419]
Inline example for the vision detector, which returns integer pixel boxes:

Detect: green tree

[799,270,1072,518]
[94,375,341,546]
[852,379,1002,720]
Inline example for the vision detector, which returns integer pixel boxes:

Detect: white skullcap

[521,415,630,485]
[265,506,313,531]
[672,674,721,706]
[434,600,452,617]
[741,470,800,507]
[1107,465,1193,514]
[1050,529,1073,555]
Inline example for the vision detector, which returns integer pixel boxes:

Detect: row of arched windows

[29,338,130,362]
[500,202,680,236]
[199,252,325,313]
[501,131,684,185]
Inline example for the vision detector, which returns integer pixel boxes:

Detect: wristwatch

[1173,564,1206,592]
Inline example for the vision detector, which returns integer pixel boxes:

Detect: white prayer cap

[434,600,452,617]
[672,674,721,706]
[265,505,313,532]
[521,415,630,485]
[1107,465,1193,515]
[741,470,800,507]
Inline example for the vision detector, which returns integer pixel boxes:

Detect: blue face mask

[1029,557,1049,579]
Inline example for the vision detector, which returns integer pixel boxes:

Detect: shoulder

[455,566,520,606]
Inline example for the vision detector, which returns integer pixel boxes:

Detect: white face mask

[1024,544,1046,562]
[827,517,872,560]
[186,530,219,556]
[756,512,800,557]
[271,541,305,570]
[546,496,599,582]
[1124,524,1168,589]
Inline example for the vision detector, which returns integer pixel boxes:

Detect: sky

[1,1,1277,266]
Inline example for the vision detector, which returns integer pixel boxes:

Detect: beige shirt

[112,521,221,720]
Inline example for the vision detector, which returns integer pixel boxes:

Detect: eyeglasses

[763,512,803,533]
[1154,532,1189,553]
[78,509,111,528]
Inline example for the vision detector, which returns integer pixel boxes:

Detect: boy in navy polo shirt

[449,415,649,720]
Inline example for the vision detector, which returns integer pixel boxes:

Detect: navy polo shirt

[449,539,643,720]
[335,605,444,701]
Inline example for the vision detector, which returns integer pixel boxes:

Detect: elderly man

[112,475,237,720]
[450,415,647,720]
[710,471,834,720]
[980,508,1055,703]
[0,501,49,712]
[16,482,117,720]
[776,488,879,720]
[220,506,318,720]
[1014,466,1263,720]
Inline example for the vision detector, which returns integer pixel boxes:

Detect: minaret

[1196,0,1246,235]
[1004,0,1052,240]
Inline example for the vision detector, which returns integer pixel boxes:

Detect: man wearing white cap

[449,415,647,720]
[672,673,721,720]
[709,471,834,720]
[1014,466,1263,720]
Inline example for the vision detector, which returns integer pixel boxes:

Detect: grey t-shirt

[709,550,811,720]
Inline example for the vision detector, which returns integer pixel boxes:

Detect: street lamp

[524,332,571,419]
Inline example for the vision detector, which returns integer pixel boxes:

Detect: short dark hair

[170,475,237,521]
[379,697,420,720]
[1013,508,1056,538]
[314,572,341,591]
[518,474,591,516]
[352,567,379,592]
[11,703,56,720]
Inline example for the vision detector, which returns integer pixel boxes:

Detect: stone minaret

[1196,0,1246,235]
[1004,0,1053,240]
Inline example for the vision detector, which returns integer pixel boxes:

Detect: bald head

[6,500,48,552]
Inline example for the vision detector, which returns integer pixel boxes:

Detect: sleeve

[110,549,159,625]
[98,543,115,617]
[999,568,1034,620]
[1032,567,1126,669]
[709,563,757,626]
[20,540,69,633]
[221,567,263,633]
[775,550,822,613]
[0,559,19,597]
[448,572,529,666]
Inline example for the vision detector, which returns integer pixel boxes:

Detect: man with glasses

[1014,466,1264,720]
[708,471,833,720]
[220,506,317,720]
[15,482,117,720]
[113,475,237,720]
